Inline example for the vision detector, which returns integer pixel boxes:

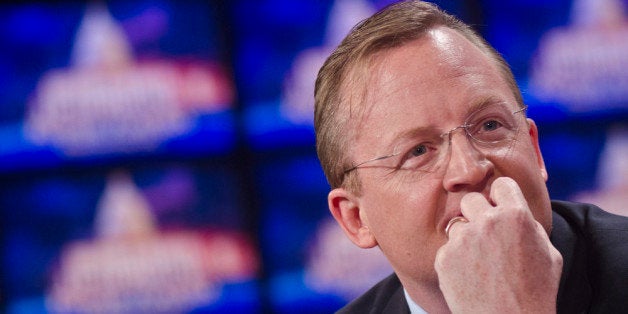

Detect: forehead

[345,26,515,155]
[365,26,507,107]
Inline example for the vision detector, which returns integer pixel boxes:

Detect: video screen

[0,0,235,174]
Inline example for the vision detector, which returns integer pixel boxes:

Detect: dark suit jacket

[336,201,628,313]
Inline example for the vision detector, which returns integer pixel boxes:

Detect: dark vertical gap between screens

[212,1,273,313]
[464,0,485,34]
[1,181,5,313]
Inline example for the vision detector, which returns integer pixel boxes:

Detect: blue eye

[398,142,437,171]
[410,144,428,157]
[482,119,502,131]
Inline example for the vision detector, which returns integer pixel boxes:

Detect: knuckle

[553,251,564,268]
[434,249,448,271]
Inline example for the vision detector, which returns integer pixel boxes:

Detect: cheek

[360,180,446,280]
[361,179,443,239]
[507,145,546,184]
[496,137,545,181]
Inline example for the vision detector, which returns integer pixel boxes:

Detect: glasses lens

[465,105,521,144]
[344,105,525,176]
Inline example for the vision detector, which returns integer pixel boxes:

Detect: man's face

[330,27,552,289]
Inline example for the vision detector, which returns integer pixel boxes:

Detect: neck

[399,274,451,314]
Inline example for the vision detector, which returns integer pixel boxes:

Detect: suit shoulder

[336,273,408,314]
[551,200,628,313]
[551,200,628,232]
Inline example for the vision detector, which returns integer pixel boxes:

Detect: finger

[490,177,527,210]
[445,216,469,239]
[460,191,492,220]
[534,220,564,273]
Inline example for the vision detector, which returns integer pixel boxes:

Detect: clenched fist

[435,177,563,313]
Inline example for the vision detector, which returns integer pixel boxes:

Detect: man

[313,1,628,313]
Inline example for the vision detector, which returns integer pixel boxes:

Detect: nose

[441,131,494,192]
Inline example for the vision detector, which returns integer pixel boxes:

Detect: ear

[526,118,548,182]
[328,188,378,249]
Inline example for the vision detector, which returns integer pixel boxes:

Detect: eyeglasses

[343,104,528,175]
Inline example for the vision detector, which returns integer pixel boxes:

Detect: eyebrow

[386,96,512,151]
[465,95,512,117]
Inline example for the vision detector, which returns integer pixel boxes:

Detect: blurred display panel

[1,163,260,313]
[0,0,235,174]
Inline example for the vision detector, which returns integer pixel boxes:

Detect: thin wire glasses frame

[343,105,528,174]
